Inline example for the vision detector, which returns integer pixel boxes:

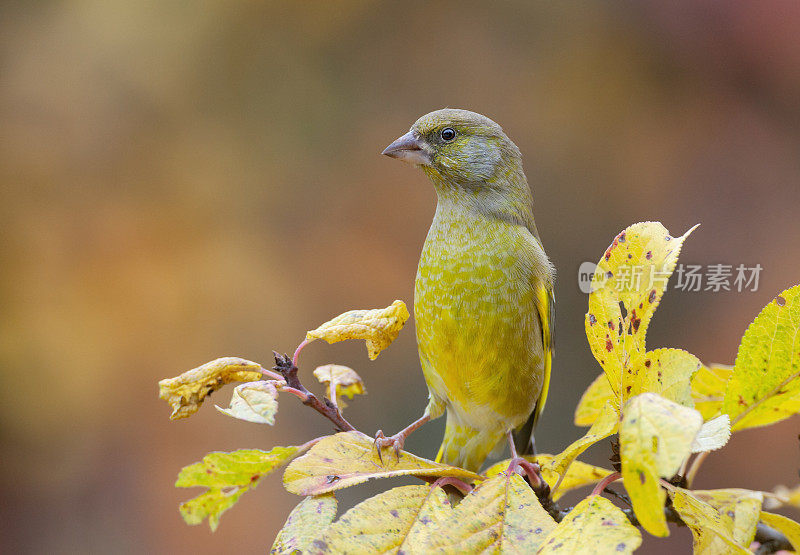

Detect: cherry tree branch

[272,351,356,433]
[269,350,793,554]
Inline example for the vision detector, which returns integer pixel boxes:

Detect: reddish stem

[260,367,284,381]
[517,460,544,488]
[293,338,311,367]
[432,476,474,496]
[591,472,622,496]
[279,385,308,401]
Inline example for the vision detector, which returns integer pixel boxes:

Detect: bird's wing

[533,283,555,426]
[513,270,555,456]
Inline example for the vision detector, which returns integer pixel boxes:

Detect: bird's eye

[440,127,456,142]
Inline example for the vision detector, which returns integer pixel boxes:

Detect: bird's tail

[435,411,503,473]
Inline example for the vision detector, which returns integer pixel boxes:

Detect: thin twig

[260,367,285,381]
[292,339,311,367]
[328,380,339,409]
[297,435,326,452]
[685,451,710,487]
[678,456,689,478]
[603,487,632,506]
[591,472,621,496]
[432,476,474,496]
[272,351,356,432]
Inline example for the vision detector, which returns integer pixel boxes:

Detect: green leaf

[421,473,556,553]
[723,285,800,431]
[759,511,800,552]
[315,485,451,553]
[585,222,697,406]
[159,357,265,420]
[669,488,750,553]
[282,432,481,496]
[620,393,703,537]
[271,494,337,554]
[215,380,279,424]
[177,446,300,531]
[691,363,733,420]
[538,495,641,554]
[484,455,612,501]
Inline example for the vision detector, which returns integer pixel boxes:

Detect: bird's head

[382,109,522,187]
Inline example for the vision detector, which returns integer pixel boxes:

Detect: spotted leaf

[585,222,698,406]
[538,495,641,554]
[282,432,480,496]
[271,494,337,554]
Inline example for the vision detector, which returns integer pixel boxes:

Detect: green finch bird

[376,108,555,472]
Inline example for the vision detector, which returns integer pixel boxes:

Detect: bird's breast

[414,213,544,429]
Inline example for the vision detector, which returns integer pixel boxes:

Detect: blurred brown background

[2,1,799,553]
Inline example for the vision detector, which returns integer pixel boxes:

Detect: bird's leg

[505,430,543,487]
[374,413,431,462]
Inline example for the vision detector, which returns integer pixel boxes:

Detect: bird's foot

[373,430,405,463]
[507,457,544,488]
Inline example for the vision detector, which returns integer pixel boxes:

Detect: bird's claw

[373,430,404,463]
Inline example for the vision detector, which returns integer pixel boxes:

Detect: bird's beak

[381,131,432,166]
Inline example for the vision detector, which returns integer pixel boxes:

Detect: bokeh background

[2,1,800,553]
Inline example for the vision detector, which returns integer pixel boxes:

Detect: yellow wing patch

[534,285,555,426]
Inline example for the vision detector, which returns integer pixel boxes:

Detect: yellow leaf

[620,393,703,537]
[765,484,800,510]
[547,401,619,490]
[282,432,481,496]
[574,373,614,426]
[305,300,411,360]
[215,380,279,424]
[271,494,337,554]
[484,455,612,501]
[692,363,733,420]
[670,488,751,553]
[159,357,265,420]
[723,285,800,431]
[693,489,763,548]
[690,414,731,453]
[176,446,300,531]
[629,348,701,407]
[538,495,642,554]
[576,350,702,427]
[759,511,800,552]
[420,473,556,553]
[316,485,451,553]
[585,222,697,405]
[313,364,366,408]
